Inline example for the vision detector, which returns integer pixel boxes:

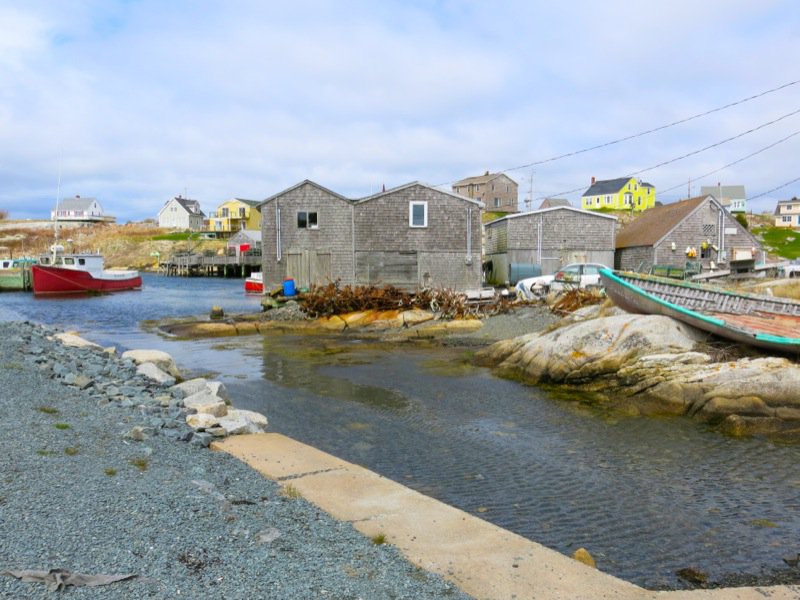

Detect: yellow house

[206,198,261,234]
[581,177,656,212]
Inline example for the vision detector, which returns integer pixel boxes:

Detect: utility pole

[526,169,534,211]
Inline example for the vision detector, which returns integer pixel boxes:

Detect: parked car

[515,262,607,299]
[778,260,800,278]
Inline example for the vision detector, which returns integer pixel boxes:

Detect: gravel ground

[444,303,561,345]
[0,320,471,599]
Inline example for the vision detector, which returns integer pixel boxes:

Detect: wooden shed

[259,180,483,292]
[615,195,763,272]
[483,207,616,285]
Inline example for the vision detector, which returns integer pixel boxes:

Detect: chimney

[591,176,595,185]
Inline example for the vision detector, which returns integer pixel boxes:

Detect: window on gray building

[297,211,318,229]
[409,201,428,227]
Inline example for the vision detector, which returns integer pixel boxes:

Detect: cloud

[0,0,798,222]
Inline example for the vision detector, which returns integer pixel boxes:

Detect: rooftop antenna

[525,169,534,211]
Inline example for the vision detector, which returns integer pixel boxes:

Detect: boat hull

[244,279,263,293]
[245,272,263,293]
[600,268,800,354]
[0,268,31,291]
[31,265,142,295]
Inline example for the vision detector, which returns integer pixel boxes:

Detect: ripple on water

[228,338,800,589]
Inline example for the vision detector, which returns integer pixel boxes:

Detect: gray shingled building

[483,206,617,285]
[259,180,483,292]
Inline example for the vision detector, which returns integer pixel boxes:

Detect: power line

[748,176,800,201]
[502,78,800,174]
[658,130,800,196]
[627,108,800,178]
[537,107,800,201]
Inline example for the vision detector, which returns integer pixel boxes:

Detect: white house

[51,195,111,224]
[700,185,747,214]
[157,196,205,231]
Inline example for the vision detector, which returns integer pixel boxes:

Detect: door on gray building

[286,251,332,289]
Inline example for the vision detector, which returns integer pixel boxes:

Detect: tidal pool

[223,333,800,590]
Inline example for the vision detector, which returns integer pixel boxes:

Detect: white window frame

[409,201,428,228]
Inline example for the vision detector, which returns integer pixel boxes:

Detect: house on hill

[537,198,571,210]
[259,180,483,292]
[453,172,518,212]
[700,184,746,213]
[615,195,762,272]
[51,195,112,225]
[157,196,205,231]
[207,198,262,236]
[581,177,655,212]
[773,197,800,228]
[483,206,616,285]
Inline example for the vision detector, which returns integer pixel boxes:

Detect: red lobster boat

[244,271,263,293]
[31,245,142,296]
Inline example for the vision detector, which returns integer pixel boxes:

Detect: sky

[1,0,799,223]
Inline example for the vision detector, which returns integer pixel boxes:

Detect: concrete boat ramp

[213,433,798,600]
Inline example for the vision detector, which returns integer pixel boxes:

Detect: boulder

[121,349,181,377]
[182,389,228,418]
[476,312,800,440]
[136,362,176,386]
[480,314,704,384]
[217,409,269,435]
[186,413,220,430]
[53,331,103,350]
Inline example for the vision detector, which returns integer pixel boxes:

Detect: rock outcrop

[476,313,800,442]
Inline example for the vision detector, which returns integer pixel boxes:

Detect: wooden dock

[158,253,261,277]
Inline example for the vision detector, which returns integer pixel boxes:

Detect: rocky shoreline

[475,304,800,444]
[0,320,469,598]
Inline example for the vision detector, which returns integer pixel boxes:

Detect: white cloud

[0,0,798,222]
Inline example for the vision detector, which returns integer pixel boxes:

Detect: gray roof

[699,185,746,199]
[453,172,516,188]
[174,197,205,217]
[57,196,99,211]
[484,205,617,227]
[538,198,571,209]
[260,180,352,207]
[582,177,654,197]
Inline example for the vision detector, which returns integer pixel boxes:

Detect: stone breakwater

[45,331,269,445]
[476,306,800,442]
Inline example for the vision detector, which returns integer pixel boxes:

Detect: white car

[515,263,607,299]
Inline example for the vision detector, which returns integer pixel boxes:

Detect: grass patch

[151,232,192,241]
[36,406,60,415]
[129,457,150,471]
[3,362,22,370]
[53,422,71,430]
[280,484,302,499]
[753,226,800,259]
[36,449,56,456]
[64,446,79,456]
[104,467,117,477]
[370,533,387,545]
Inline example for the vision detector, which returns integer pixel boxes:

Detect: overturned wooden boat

[599,268,800,353]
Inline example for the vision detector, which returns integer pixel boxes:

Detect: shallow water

[1,274,798,589]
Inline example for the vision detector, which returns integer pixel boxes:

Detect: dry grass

[0,222,225,269]
[770,281,800,301]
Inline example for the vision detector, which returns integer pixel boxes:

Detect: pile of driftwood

[300,281,512,320]
[550,288,606,314]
